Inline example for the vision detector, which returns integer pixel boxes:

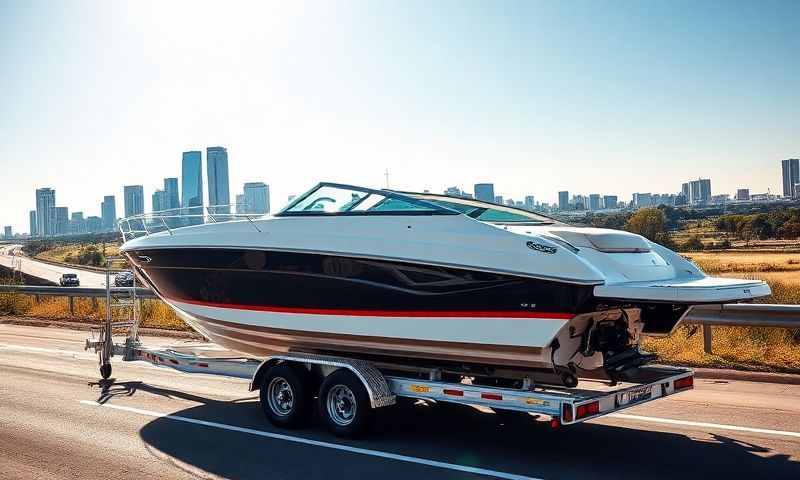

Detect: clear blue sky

[1,0,798,233]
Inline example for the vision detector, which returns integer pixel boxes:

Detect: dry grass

[643,326,800,373]
[18,296,189,331]
[36,243,122,266]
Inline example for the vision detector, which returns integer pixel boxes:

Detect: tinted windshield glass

[280,184,452,216]
[423,198,553,224]
[64,274,77,278]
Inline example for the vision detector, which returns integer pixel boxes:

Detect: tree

[681,235,705,252]
[624,208,666,242]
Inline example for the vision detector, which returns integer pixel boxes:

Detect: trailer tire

[260,363,311,429]
[318,369,372,438]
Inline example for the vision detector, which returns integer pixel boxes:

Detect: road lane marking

[79,400,539,480]
[0,343,97,360]
[609,413,800,438]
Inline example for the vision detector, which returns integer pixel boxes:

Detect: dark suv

[59,273,80,287]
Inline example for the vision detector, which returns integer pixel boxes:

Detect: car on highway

[114,270,134,287]
[59,273,80,287]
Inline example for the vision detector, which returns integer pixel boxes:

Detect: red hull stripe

[169,297,575,320]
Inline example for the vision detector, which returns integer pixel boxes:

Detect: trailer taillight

[674,376,693,390]
[562,403,573,423]
[576,401,600,419]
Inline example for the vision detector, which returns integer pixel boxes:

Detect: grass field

[35,242,122,267]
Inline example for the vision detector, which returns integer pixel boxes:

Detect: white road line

[610,413,800,439]
[0,343,97,360]
[79,400,539,480]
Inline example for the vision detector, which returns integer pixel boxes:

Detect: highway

[0,244,107,288]
[0,323,798,479]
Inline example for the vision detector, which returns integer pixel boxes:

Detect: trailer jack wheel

[100,363,112,380]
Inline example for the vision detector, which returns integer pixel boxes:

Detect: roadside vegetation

[23,233,122,269]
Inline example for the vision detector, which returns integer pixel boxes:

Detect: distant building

[152,189,167,213]
[505,199,515,207]
[603,195,618,210]
[69,212,86,235]
[474,183,495,203]
[3,226,11,239]
[558,191,569,211]
[573,195,586,210]
[524,196,535,211]
[54,207,69,236]
[207,146,230,214]
[35,188,56,237]
[687,178,711,205]
[182,151,203,224]
[632,193,652,208]
[444,186,464,198]
[124,185,145,217]
[735,189,750,201]
[589,194,601,211]
[101,195,117,231]
[235,194,247,214]
[494,195,503,205]
[29,210,37,237]
[782,159,800,198]
[164,178,180,210]
[710,194,730,205]
[86,216,102,233]
[681,183,689,200]
[243,182,270,214]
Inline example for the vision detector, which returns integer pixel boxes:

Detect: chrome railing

[118,204,264,241]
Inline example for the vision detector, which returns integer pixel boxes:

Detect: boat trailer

[86,262,695,437]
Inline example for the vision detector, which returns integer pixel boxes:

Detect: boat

[119,182,770,386]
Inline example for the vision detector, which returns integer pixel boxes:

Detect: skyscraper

[124,185,145,217]
[781,159,800,198]
[164,177,180,210]
[4,226,12,240]
[589,194,601,211]
[54,207,69,236]
[243,182,270,214]
[86,216,102,233]
[474,183,495,203]
[207,146,230,214]
[35,188,56,237]
[494,195,503,205]
[70,212,86,234]
[687,178,712,205]
[524,195,535,211]
[235,194,247,214]
[558,191,569,211]
[735,189,750,201]
[101,195,117,231]
[29,210,37,237]
[152,189,167,212]
[603,195,618,209]
[182,151,203,224]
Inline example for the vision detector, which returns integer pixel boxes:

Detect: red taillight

[562,403,574,423]
[443,389,464,397]
[576,401,600,419]
[674,376,694,390]
[481,393,502,401]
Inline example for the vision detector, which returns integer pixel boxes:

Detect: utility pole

[384,169,390,189]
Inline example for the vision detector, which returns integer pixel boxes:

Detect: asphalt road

[0,244,107,287]
[1,323,799,480]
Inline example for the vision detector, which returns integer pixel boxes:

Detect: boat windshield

[277,184,459,216]
[400,193,558,225]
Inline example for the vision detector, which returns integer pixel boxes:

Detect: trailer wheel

[318,369,372,438]
[100,363,112,380]
[260,363,311,428]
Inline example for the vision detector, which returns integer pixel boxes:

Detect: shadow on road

[85,379,797,480]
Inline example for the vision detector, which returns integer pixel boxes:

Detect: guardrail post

[703,325,713,355]
[69,296,74,316]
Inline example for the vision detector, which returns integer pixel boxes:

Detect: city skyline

[2,2,799,232]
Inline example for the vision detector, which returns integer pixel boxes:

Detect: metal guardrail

[0,284,156,299]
